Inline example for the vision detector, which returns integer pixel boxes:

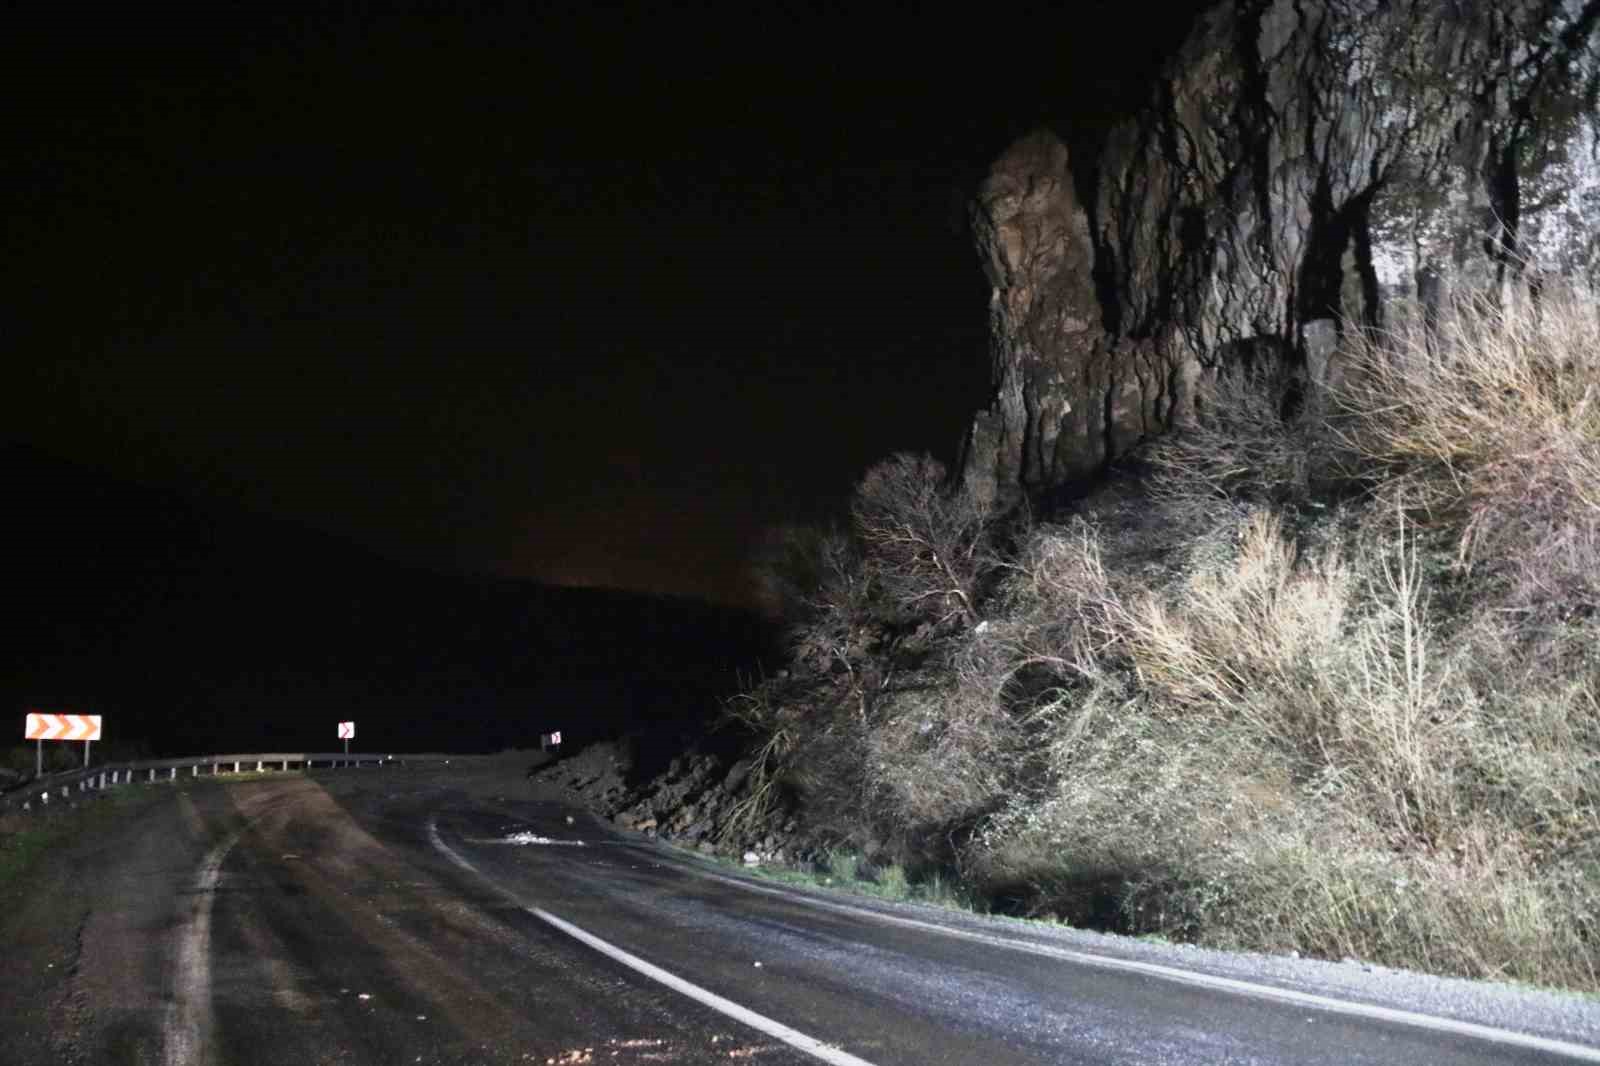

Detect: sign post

[24,712,103,778]
[338,720,355,756]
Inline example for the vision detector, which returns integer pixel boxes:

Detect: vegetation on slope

[734,283,1600,991]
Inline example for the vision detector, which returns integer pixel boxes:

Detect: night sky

[7,4,1199,609]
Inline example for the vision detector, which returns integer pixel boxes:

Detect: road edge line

[684,864,1600,1064]
[426,817,879,1066]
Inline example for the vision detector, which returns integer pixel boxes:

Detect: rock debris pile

[530,741,809,866]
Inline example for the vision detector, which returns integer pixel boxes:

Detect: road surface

[4,761,1597,1065]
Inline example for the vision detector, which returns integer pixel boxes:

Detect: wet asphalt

[25,769,1600,1065]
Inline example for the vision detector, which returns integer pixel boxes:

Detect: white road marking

[687,865,1600,1064]
[164,830,243,1066]
[426,818,879,1066]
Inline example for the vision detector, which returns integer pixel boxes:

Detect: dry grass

[1334,283,1600,622]
[974,501,1599,988]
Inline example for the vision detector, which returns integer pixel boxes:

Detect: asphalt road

[8,763,1600,1065]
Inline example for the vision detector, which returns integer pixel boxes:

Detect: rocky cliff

[963,0,1600,504]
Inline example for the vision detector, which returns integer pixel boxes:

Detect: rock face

[964,0,1600,505]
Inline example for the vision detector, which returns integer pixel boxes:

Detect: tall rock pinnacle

[963,0,1600,506]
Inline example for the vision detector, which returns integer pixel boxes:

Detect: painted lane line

[164,830,243,1066]
[682,863,1600,1064]
[426,818,878,1066]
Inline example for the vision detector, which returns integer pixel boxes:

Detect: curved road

[9,764,1599,1065]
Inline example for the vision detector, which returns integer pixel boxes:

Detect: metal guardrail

[0,752,463,812]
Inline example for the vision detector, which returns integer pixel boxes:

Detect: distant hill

[0,443,776,755]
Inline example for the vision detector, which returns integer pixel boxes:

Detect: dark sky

[6,4,1198,608]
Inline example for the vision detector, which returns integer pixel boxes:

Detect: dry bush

[858,631,1031,850]
[972,504,1600,989]
[1144,362,1329,527]
[748,523,841,624]
[723,455,1009,856]
[853,452,996,629]
[1334,282,1600,622]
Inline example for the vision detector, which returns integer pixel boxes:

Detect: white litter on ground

[498,832,586,847]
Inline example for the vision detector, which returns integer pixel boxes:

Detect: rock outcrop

[963,0,1600,505]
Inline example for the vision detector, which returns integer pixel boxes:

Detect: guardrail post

[256,760,263,772]
[234,760,241,773]
[192,764,198,777]
[169,767,176,780]
[148,768,155,782]
[282,759,289,771]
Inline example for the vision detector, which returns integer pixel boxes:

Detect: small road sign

[550,731,561,746]
[25,713,101,742]
[337,722,355,740]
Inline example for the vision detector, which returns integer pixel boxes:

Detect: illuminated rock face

[963,0,1600,506]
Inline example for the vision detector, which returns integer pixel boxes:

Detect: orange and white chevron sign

[25,712,102,742]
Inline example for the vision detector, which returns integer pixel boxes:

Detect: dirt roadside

[0,785,184,1065]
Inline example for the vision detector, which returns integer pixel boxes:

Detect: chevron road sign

[337,721,355,740]
[25,712,103,778]
[25,713,101,742]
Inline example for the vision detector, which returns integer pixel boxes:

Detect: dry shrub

[1334,282,1600,622]
[860,635,1019,844]
[749,523,848,624]
[853,452,995,628]
[1145,361,1327,527]
[972,503,1600,989]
